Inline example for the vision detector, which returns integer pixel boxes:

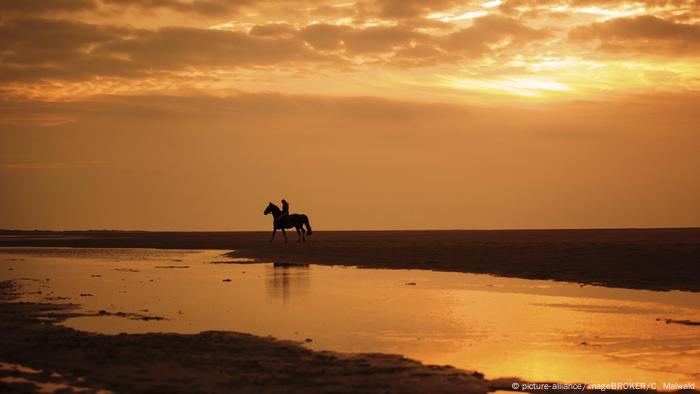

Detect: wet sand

[4,280,697,394]
[1,240,699,393]
[2,228,699,291]
[2,248,699,385]
[0,280,496,393]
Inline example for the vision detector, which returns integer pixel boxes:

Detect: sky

[1,0,699,231]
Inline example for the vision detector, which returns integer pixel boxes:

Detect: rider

[279,199,289,225]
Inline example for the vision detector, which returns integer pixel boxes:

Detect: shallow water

[1,247,698,385]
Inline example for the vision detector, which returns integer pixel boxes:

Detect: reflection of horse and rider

[264,199,312,242]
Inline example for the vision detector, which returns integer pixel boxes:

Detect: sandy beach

[2,278,696,393]
[2,228,699,292]
[1,231,699,392]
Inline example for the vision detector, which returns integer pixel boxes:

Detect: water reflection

[266,264,310,302]
[1,247,699,385]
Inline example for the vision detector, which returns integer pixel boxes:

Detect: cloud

[0,0,251,17]
[248,23,297,38]
[0,18,135,81]
[301,16,549,60]
[389,44,452,67]
[298,24,352,51]
[370,0,461,19]
[570,15,700,56]
[342,25,426,54]
[498,0,699,18]
[444,15,551,55]
[499,0,697,10]
[299,23,429,54]
[0,0,97,15]
[0,18,125,62]
[100,0,251,17]
[0,0,316,22]
[96,26,332,67]
[0,18,341,82]
[0,13,555,84]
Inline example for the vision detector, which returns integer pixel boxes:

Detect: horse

[263,202,313,243]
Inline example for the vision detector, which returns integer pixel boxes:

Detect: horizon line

[2,226,699,233]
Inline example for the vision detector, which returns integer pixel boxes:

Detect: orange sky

[1,0,699,230]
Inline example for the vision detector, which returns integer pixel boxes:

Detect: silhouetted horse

[264,202,312,242]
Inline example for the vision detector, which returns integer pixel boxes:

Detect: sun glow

[428,10,489,22]
[482,0,502,8]
[575,6,646,19]
[444,76,571,97]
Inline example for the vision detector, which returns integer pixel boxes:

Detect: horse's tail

[304,215,312,235]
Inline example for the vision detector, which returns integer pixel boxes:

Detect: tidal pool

[1,247,698,386]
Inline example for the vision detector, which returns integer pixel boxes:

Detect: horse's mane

[266,202,282,215]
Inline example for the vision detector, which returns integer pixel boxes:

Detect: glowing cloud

[443,76,571,97]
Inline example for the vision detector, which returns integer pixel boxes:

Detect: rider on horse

[264,200,312,242]
[278,199,289,226]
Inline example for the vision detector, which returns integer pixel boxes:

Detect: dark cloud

[389,44,453,67]
[298,24,351,51]
[0,0,97,15]
[570,15,700,56]
[342,25,426,54]
[0,0,251,17]
[0,18,135,81]
[371,0,461,19]
[248,23,297,38]
[0,0,313,19]
[300,16,548,59]
[445,15,551,55]
[0,18,340,82]
[99,0,251,17]
[0,12,555,83]
[299,23,425,55]
[0,18,125,63]
[309,3,356,19]
[98,26,331,67]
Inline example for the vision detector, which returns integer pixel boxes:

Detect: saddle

[276,214,291,227]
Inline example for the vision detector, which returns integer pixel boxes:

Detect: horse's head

[264,202,276,216]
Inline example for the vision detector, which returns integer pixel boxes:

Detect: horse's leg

[281,228,287,243]
[270,227,277,242]
[296,227,302,243]
[301,227,306,242]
